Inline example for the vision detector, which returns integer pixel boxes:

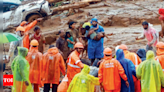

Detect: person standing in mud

[87,18,105,64]
[67,21,80,43]
[136,21,158,51]
[30,26,46,54]
[56,30,70,62]
[159,8,164,38]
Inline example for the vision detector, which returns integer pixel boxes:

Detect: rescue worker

[26,39,43,92]
[155,42,164,72]
[57,75,69,92]
[136,50,164,92]
[98,48,129,92]
[136,21,158,51]
[88,18,105,64]
[20,18,43,49]
[11,47,33,92]
[42,47,66,92]
[155,42,164,92]
[119,44,141,67]
[159,8,164,38]
[67,64,99,92]
[67,42,84,85]
[119,44,141,92]
[137,49,146,62]
[30,26,46,54]
[116,49,136,92]
[8,26,25,66]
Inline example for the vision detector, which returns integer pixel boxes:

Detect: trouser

[105,89,120,92]
[44,84,58,92]
[134,80,141,92]
[146,45,156,55]
[91,58,101,66]
[32,84,40,92]
[161,87,164,92]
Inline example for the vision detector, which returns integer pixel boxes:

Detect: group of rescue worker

[9,8,164,92]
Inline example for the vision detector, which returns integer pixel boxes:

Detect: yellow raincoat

[11,47,33,92]
[136,50,164,92]
[67,64,99,92]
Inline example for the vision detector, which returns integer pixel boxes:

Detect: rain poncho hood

[116,49,136,92]
[11,47,33,92]
[29,46,38,52]
[136,51,164,92]
[137,49,146,61]
[156,48,164,56]
[67,64,99,92]
[48,47,59,55]
[91,18,98,23]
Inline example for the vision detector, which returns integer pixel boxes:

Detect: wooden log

[52,2,90,13]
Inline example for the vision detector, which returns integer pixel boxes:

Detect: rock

[101,17,112,26]
[121,18,130,27]
[130,18,140,25]
[44,33,58,45]
[145,12,153,15]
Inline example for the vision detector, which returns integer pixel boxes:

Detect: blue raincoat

[88,18,104,59]
[116,49,136,92]
[137,49,146,62]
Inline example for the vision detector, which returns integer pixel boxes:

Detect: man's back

[137,51,164,92]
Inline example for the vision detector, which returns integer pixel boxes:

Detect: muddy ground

[3,0,164,92]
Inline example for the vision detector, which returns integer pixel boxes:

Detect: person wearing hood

[119,44,141,92]
[136,49,146,62]
[136,21,158,51]
[67,64,99,92]
[155,42,164,92]
[116,49,136,92]
[26,39,43,92]
[98,48,129,92]
[136,50,164,92]
[158,8,164,38]
[42,46,66,92]
[8,26,25,66]
[11,47,33,92]
[67,42,84,85]
[20,18,43,49]
[87,18,105,64]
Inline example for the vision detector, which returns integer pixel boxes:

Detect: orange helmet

[20,21,28,26]
[119,44,128,50]
[156,42,164,49]
[16,26,25,32]
[74,42,84,49]
[103,48,112,55]
[30,39,39,46]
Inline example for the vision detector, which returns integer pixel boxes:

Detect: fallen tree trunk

[52,2,89,13]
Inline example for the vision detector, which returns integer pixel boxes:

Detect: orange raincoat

[26,46,43,92]
[21,20,37,49]
[26,46,43,84]
[67,50,84,84]
[57,75,69,92]
[155,47,164,92]
[42,47,66,84]
[98,55,128,92]
[123,50,141,92]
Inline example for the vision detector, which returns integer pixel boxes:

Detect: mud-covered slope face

[103,25,162,56]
